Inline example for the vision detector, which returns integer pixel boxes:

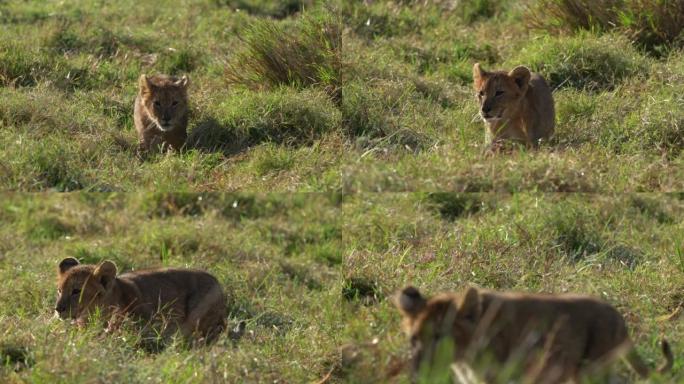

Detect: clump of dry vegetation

[225,10,342,103]
[528,0,684,54]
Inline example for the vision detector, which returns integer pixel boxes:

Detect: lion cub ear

[139,74,152,92]
[457,286,480,321]
[58,257,79,274]
[175,75,189,88]
[395,286,427,318]
[508,66,531,93]
[93,260,118,290]
[473,63,487,89]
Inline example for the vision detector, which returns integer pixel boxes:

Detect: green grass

[2,0,684,382]
[2,0,684,191]
[1,198,683,383]
[0,193,343,382]
[220,0,314,19]
[225,9,341,103]
[528,0,684,55]
[341,193,684,383]
[339,1,684,192]
[0,0,342,192]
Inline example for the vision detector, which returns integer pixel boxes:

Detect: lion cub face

[395,286,479,373]
[138,74,189,132]
[55,258,117,322]
[473,64,530,125]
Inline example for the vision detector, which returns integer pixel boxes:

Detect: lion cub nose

[481,105,492,115]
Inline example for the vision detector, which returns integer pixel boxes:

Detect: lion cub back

[395,286,673,382]
[526,73,555,143]
[120,268,226,340]
[120,268,223,313]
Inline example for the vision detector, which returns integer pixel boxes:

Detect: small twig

[314,364,337,384]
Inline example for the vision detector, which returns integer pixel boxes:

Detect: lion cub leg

[134,312,183,350]
[526,347,581,384]
[105,311,129,334]
[523,317,584,384]
[178,285,226,344]
[622,343,652,379]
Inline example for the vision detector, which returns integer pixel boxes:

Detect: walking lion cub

[54,258,226,344]
[396,286,673,383]
[134,74,189,153]
[473,63,554,149]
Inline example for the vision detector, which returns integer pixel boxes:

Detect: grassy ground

[340,1,684,192]
[0,193,343,382]
[2,0,684,383]
[1,193,681,383]
[0,0,342,191]
[341,193,684,383]
[2,0,683,192]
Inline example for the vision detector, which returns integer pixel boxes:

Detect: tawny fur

[396,286,673,384]
[134,74,189,153]
[55,258,225,344]
[473,63,555,148]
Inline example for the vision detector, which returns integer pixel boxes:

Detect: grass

[528,0,684,55]
[7,193,681,383]
[341,193,684,383]
[0,0,343,192]
[507,33,650,91]
[225,9,341,103]
[2,0,684,191]
[188,87,342,152]
[220,0,314,19]
[2,0,684,382]
[338,1,684,192]
[0,193,343,383]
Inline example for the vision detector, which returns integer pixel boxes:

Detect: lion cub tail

[625,339,673,378]
[657,339,674,374]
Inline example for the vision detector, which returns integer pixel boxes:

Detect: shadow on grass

[187,113,334,156]
[423,193,485,221]
[218,0,313,19]
[1,344,34,371]
[186,118,246,157]
[342,276,383,306]
[225,296,294,335]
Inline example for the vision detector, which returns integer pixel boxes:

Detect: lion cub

[55,258,226,344]
[396,286,673,383]
[473,63,554,149]
[134,74,189,153]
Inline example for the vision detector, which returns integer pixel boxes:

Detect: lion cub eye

[410,334,420,346]
[154,101,161,107]
[495,90,504,97]
[71,288,81,296]
[477,91,484,97]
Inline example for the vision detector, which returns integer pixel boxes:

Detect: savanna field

[1,0,684,383]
